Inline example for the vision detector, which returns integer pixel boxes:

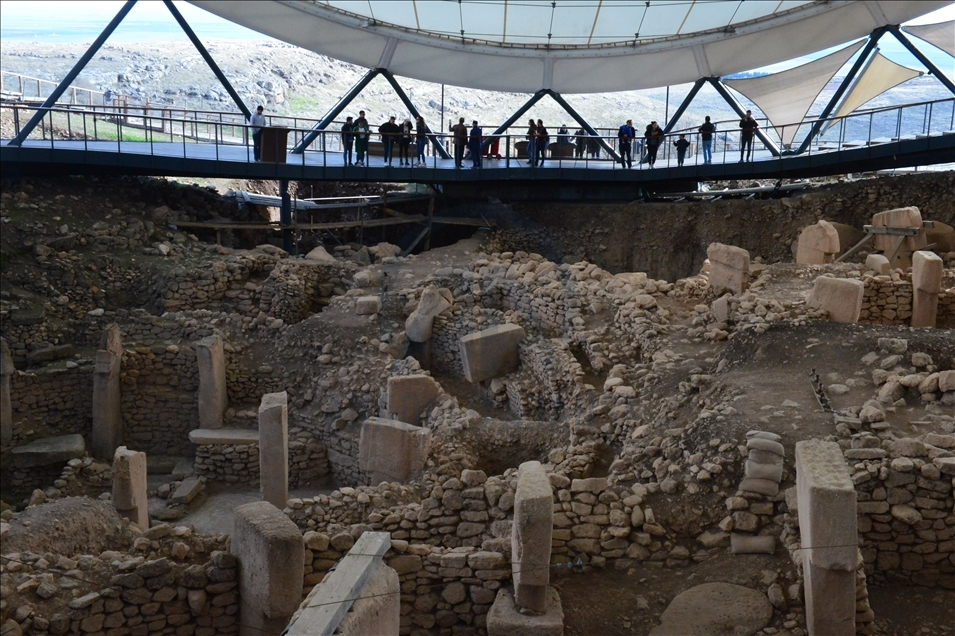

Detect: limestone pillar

[807,277,864,323]
[112,446,149,531]
[489,460,562,635]
[197,334,227,429]
[91,324,123,460]
[359,417,432,486]
[258,391,288,509]
[1,339,14,446]
[795,440,857,636]
[706,243,750,296]
[795,221,840,265]
[872,207,926,270]
[386,374,440,424]
[911,250,942,328]
[234,501,304,636]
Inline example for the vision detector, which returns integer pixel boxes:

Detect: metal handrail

[3,97,952,172]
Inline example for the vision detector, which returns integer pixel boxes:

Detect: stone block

[11,434,85,468]
[112,446,149,531]
[459,323,526,383]
[234,501,303,619]
[91,347,123,460]
[512,461,553,614]
[258,392,288,509]
[325,562,399,636]
[707,243,750,296]
[358,417,431,484]
[355,295,381,315]
[795,440,856,571]
[865,253,890,275]
[808,277,864,323]
[170,477,203,505]
[387,374,440,424]
[487,587,563,636]
[803,561,855,636]
[196,335,227,429]
[796,221,840,265]
[188,428,259,445]
[730,534,775,555]
[911,251,942,328]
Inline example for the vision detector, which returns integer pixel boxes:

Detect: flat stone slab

[459,323,526,383]
[487,587,563,636]
[11,434,85,468]
[170,477,204,505]
[649,583,772,636]
[188,428,259,445]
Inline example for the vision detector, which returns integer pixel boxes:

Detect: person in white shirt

[249,105,266,161]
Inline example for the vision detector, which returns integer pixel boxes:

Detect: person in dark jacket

[468,120,483,168]
[740,110,759,162]
[536,119,549,166]
[698,116,716,164]
[574,128,586,159]
[354,110,369,166]
[450,117,469,168]
[415,115,428,167]
[379,115,400,165]
[618,119,636,168]
[526,119,538,166]
[674,134,690,166]
[398,118,413,166]
[341,116,355,165]
[645,121,663,167]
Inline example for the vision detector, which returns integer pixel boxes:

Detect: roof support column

[662,78,707,134]
[8,0,138,146]
[707,78,782,157]
[885,25,955,95]
[163,0,250,119]
[795,27,886,155]
[378,69,451,159]
[291,68,380,153]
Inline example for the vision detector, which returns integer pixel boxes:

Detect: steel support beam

[379,69,451,159]
[663,78,707,134]
[546,89,621,161]
[292,68,380,153]
[795,27,887,155]
[279,179,293,254]
[481,89,621,161]
[887,25,955,95]
[163,0,250,119]
[8,0,138,146]
[708,78,781,157]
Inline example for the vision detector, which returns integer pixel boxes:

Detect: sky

[0,0,952,74]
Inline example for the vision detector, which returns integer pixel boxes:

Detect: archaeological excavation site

[0,169,954,636]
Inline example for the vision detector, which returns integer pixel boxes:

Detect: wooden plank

[430,216,495,227]
[286,532,391,636]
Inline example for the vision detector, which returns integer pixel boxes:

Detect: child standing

[674,134,690,167]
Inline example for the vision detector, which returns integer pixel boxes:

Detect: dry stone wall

[194,427,329,488]
[7,367,93,445]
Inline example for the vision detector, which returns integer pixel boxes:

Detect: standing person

[415,115,428,167]
[249,105,266,161]
[739,110,758,162]
[588,135,601,159]
[536,119,549,166]
[103,88,113,106]
[574,127,586,159]
[468,120,483,169]
[451,117,468,168]
[525,119,538,166]
[379,115,400,166]
[398,118,413,166]
[645,121,663,167]
[618,119,635,168]
[698,116,716,164]
[673,134,690,167]
[340,116,355,165]
[354,110,369,166]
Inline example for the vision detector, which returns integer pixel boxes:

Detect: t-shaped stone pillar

[1,338,14,446]
[258,391,288,509]
[911,250,942,328]
[112,446,149,531]
[91,324,123,460]
[234,501,304,636]
[512,460,553,614]
[196,334,227,429]
[707,243,750,296]
[795,440,857,636]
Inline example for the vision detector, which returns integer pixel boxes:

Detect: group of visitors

[248,105,763,167]
[339,111,431,167]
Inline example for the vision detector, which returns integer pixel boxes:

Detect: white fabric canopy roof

[725,40,864,146]
[903,20,955,57]
[831,53,924,121]
[187,1,949,94]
